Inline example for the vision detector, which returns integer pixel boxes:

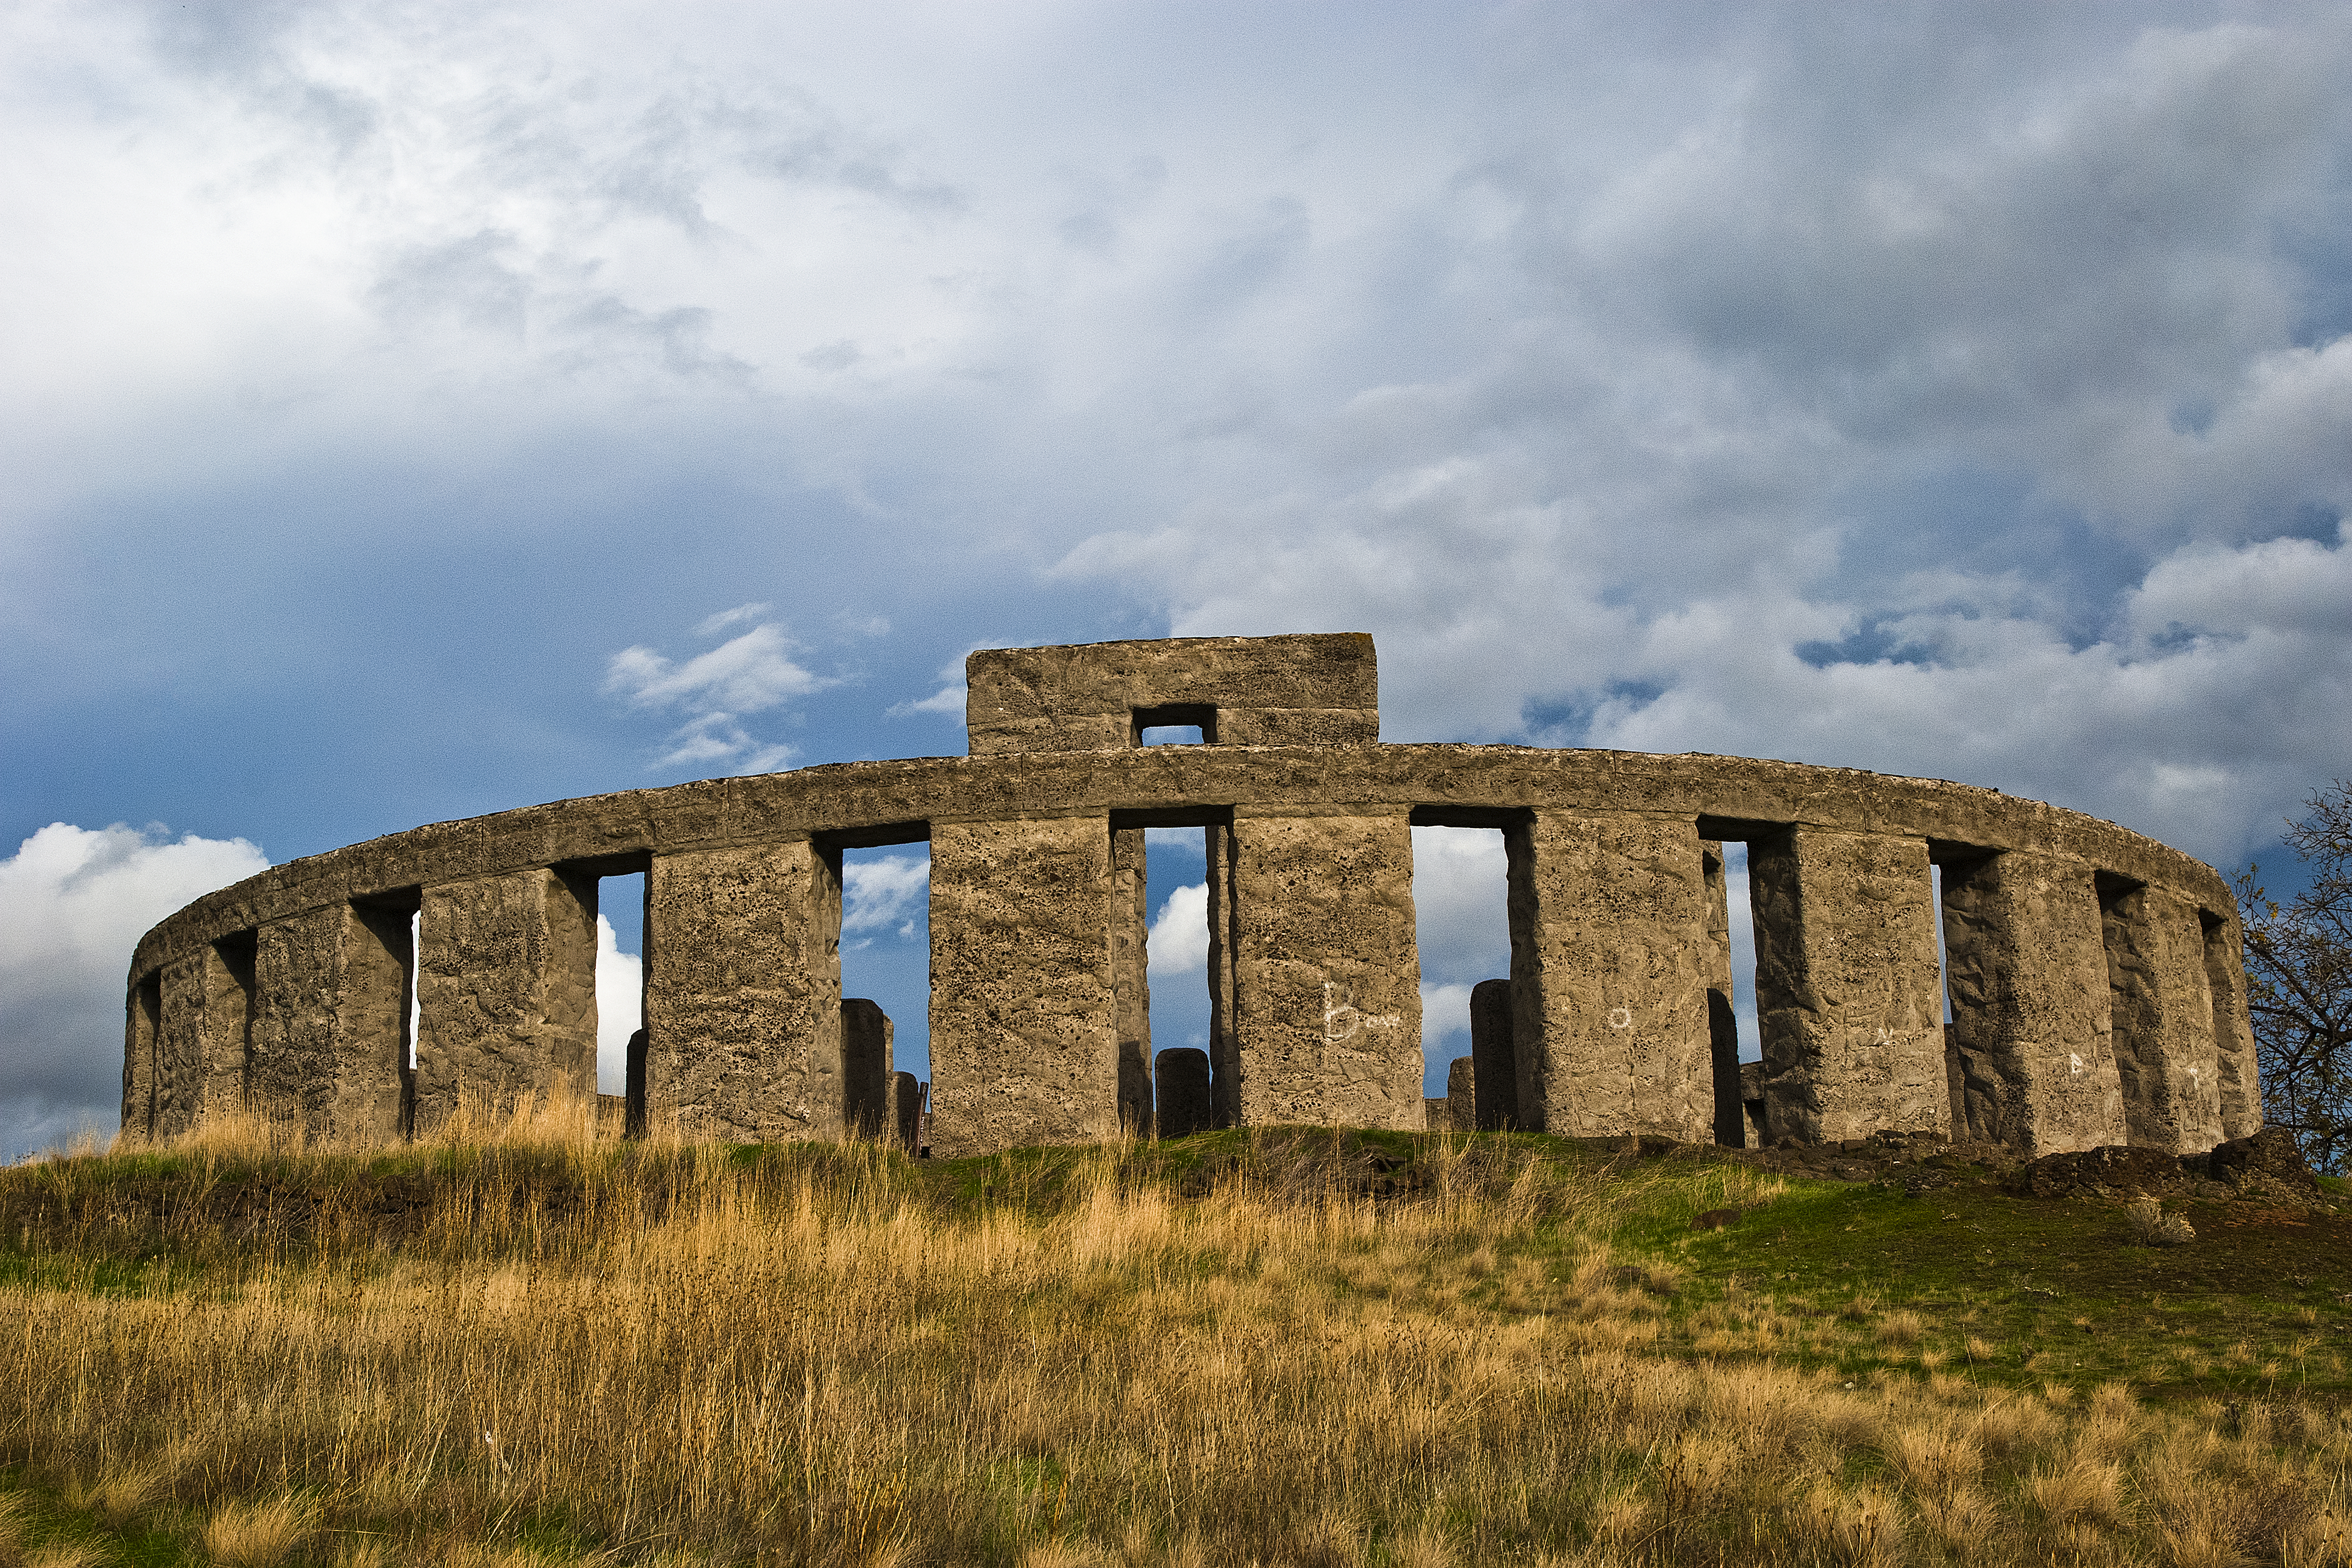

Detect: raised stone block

[930,815,1118,1156]
[889,1070,922,1152]
[1155,1047,1213,1138]
[842,999,894,1139]
[1940,850,2126,1155]
[642,842,841,1142]
[1468,977,1517,1130]
[2201,911,2262,1141]
[122,974,160,1141]
[153,944,257,1138]
[1111,826,1152,1133]
[965,634,1378,755]
[1748,827,1948,1145]
[1506,810,1714,1142]
[251,901,413,1140]
[1225,809,1423,1130]
[416,869,595,1131]
[2100,880,2226,1154]
[1445,1053,1477,1132]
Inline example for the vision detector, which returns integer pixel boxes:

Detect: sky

[5,0,2350,1157]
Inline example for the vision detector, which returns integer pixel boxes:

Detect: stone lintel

[929,816,1119,1156]
[1940,849,2126,1155]
[416,868,595,1131]
[1748,826,1949,1145]
[1506,809,1713,1142]
[642,843,842,1142]
[1225,809,1422,1130]
[965,633,1378,755]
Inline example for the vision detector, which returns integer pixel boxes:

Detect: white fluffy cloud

[0,823,269,1159]
[842,852,929,939]
[1146,882,1209,977]
[593,914,641,1097]
[604,617,828,774]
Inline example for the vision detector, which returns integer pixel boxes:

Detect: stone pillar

[2201,910,2263,1141]
[889,1070,922,1152]
[1747,827,1949,1145]
[1111,826,1153,1134]
[929,815,1118,1156]
[1224,809,1423,1131]
[1205,824,1241,1128]
[154,946,256,1139]
[1505,810,1714,1142]
[2100,881,2226,1154]
[415,869,595,1132]
[1937,850,2126,1155]
[1444,1054,1477,1132]
[842,999,894,1138]
[122,973,160,1141]
[1701,843,1746,1148]
[205,938,258,1123]
[1468,977,1517,1130]
[251,902,413,1141]
[624,1028,648,1139]
[642,842,841,1143]
[1155,1047,1214,1138]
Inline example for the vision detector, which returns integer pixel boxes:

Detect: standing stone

[1155,1047,1214,1139]
[2200,911,2263,1141]
[929,815,1119,1156]
[964,633,1380,754]
[1205,823,1241,1128]
[642,842,842,1143]
[624,1028,648,1139]
[2100,880,2226,1154]
[251,902,414,1141]
[889,1070,923,1152]
[1739,1061,1765,1146]
[1506,810,1714,1142]
[1468,977,1517,1130]
[1747,827,1949,1145]
[415,869,596,1132]
[1702,843,1746,1147]
[1939,850,2127,1155]
[1444,1054,1477,1132]
[122,975,160,1142]
[154,944,260,1138]
[1224,809,1423,1130]
[1111,826,1153,1134]
[842,999,894,1138]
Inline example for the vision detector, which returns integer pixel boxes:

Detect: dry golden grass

[0,1106,2343,1565]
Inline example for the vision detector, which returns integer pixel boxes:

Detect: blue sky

[5,1,2350,1157]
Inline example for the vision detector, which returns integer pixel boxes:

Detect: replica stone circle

[122,634,2261,1157]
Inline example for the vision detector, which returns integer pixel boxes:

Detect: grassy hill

[0,1113,2346,1567]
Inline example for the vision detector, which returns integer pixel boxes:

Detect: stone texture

[2101,881,2226,1154]
[929,815,1118,1156]
[965,634,1378,755]
[2201,912,2263,1141]
[122,975,159,1141]
[889,1071,923,1152]
[1939,849,2127,1155]
[1739,1060,1765,1147]
[1205,824,1241,1128]
[1111,826,1152,1133]
[1225,809,1423,1130]
[1468,977,1517,1130]
[250,902,413,1140]
[416,869,595,1131]
[842,999,894,1139]
[1506,810,1714,1141]
[1748,827,1949,1145]
[204,939,258,1122]
[1155,1047,1214,1139]
[152,945,258,1138]
[642,842,841,1142]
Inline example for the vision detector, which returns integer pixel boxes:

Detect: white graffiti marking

[1607,1007,1633,1029]
[1323,981,1401,1044]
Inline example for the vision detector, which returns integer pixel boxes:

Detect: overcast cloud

[5,1,2349,1148]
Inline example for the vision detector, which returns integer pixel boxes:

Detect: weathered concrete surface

[929,816,1118,1156]
[1701,843,1744,1147]
[1225,809,1422,1130]
[1111,826,1152,1133]
[251,902,413,1140]
[1205,824,1241,1128]
[1444,1054,1477,1132]
[1507,810,1713,1142]
[2202,913,2263,1141]
[1468,977,1516,1131]
[149,945,256,1138]
[122,975,159,1141]
[842,999,894,1139]
[965,634,1379,755]
[2102,882,2226,1154]
[1155,1047,1213,1139]
[1939,850,2126,1155]
[416,871,591,1131]
[889,1071,923,1151]
[643,843,841,1142]
[1748,828,1949,1145]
